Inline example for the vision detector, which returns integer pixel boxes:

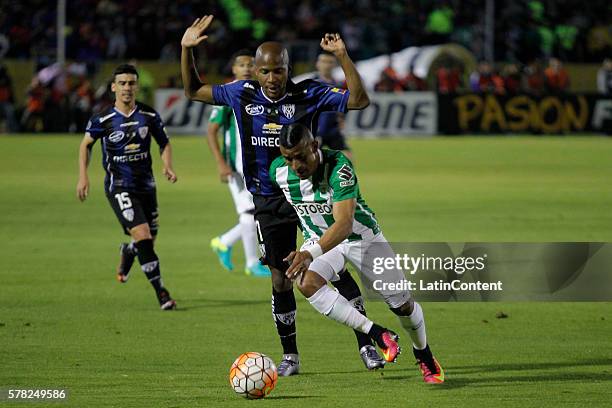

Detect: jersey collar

[113,105,137,118]
[259,88,289,104]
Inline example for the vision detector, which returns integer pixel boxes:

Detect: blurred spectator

[523,60,546,96]
[425,2,454,44]
[470,61,505,94]
[0,64,18,132]
[401,66,427,91]
[435,64,462,94]
[21,77,46,132]
[502,63,522,94]
[374,58,403,93]
[554,18,579,61]
[544,57,570,93]
[586,19,612,62]
[597,58,612,95]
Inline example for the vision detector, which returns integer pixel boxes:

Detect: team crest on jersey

[246,104,264,116]
[109,130,125,143]
[243,82,255,90]
[122,209,134,222]
[138,126,148,139]
[337,164,355,187]
[331,87,347,94]
[281,104,295,119]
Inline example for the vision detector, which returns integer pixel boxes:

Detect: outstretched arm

[181,15,215,103]
[321,33,370,110]
[76,134,95,201]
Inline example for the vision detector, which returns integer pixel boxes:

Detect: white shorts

[301,233,411,309]
[228,173,254,215]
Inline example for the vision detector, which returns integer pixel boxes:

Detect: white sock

[397,301,427,350]
[239,213,259,266]
[220,224,242,247]
[308,285,373,334]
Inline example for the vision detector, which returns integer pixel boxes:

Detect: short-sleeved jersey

[212,79,350,196]
[270,149,380,242]
[208,105,241,173]
[313,74,345,139]
[86,102,169,194]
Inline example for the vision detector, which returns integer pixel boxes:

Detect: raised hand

[320,33,347,58]
[181,15,214,48]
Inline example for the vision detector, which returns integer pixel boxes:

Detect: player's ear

[312,138,318,151]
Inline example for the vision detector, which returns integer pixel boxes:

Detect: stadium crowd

[1,0,610,63]
[1,0,611,132]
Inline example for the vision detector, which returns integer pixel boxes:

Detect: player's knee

[297,271,325,298]
[130,223,152,242]
[390,298,414,316]
[270,267,291,291]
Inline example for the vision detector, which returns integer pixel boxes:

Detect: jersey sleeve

[85,117,103,140]
[329,153,358,202]
[150,111,170,150]
[310,81,350,113]
[212,80,245,106]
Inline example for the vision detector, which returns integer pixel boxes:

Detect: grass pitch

[1,135,611,407]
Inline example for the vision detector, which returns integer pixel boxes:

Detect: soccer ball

[229,352,277,399]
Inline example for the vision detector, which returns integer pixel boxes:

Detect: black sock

[413,344,433,361]
[367,323,387,348]
[331,269,373,349]
[272,288,298,355]
[134,239,163,293]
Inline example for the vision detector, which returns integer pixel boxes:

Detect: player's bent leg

[303,269,400,364]
[390,299,444,383]
[331,269,384,369]
[130,223,176,311]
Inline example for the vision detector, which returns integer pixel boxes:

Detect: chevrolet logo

[124,143,141,152]
[262,123,283,130]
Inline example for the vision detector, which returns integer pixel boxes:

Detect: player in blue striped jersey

[181,15,376,374]
[77,64,177,310]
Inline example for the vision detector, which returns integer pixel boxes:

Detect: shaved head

[255,42,289,67]
[254,42,290,100]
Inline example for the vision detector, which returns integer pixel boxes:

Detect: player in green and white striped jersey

[206,51,269,277]
[269,123,445,383]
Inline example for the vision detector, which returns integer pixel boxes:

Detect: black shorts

[107,188,159,236]
[253,194,299,272]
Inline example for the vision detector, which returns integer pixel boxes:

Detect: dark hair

[280,123,313,149]
[231,49,253,65]
[318,50,335,58]
[112,64,139,81]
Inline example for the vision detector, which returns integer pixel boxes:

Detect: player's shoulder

[135,102,161,118]
[270,154,288,172]
[222,79,260,92]
[324,148,352,168]
[324,149,356,184]
[87,105,114,128]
